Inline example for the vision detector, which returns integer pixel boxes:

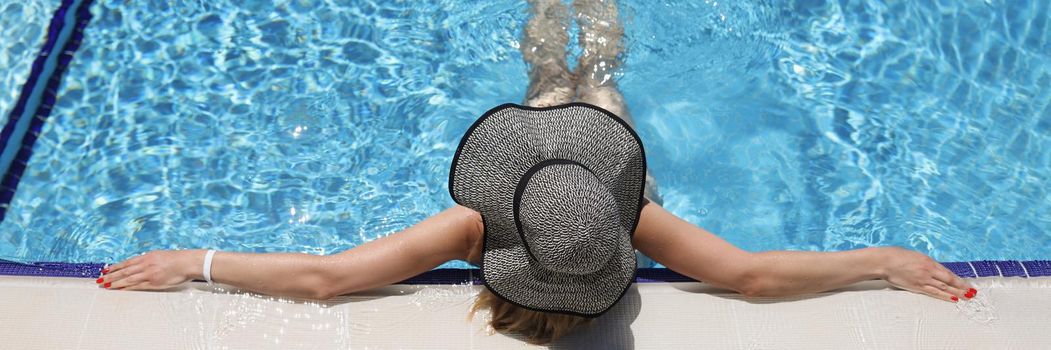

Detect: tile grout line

[967,261,979,277]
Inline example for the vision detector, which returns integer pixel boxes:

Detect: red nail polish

[104,282,111,288]
[102,269,109,274]
[951,296,959,302]
[968,288,977,296]
[96,278,103,284]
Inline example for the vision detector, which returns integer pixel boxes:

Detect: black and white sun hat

[448,102,647,317]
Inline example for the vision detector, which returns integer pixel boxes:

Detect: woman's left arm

[632,201,976,301]
[101,205,484,300]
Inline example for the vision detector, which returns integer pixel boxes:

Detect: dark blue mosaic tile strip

[942,262,977,278]
[970,260,1001,277]
[995,261,1027,277]
[0,0,95,221]
[1022,260,1051,277]
[3,261,1048,283]
[0,259,104,278]
[397,268,480,285]
[635,268,696,282]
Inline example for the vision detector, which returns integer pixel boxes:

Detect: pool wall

[0,0,94,221]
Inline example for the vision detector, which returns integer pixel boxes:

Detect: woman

[98,0,976,345]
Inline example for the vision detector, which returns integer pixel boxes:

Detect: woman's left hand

[97,250,199,291]
[879,247,977,302]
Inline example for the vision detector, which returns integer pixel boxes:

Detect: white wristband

[203,249,217,284]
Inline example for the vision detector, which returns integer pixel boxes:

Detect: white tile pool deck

[1,275,1049,349]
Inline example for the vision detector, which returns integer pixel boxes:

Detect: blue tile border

[2,260,1048,284]
[941,262,977,278]
[1021,260,1051,277]
[970,260,1000,277]
[0,0,95,221]
[0,259,103,278]
[995,260,1027,277]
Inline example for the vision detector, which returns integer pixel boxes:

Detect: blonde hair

[469,288,592,345]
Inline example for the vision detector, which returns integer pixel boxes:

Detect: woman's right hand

[97,250,200,291]
[879,247,977,302]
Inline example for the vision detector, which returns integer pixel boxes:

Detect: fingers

[106,254,144,275]
[884,248,980,303]
[932,266,978,299]
[107,271,145,290]
[97,251,191,292]
[931,279,967,301]
[120,281,160,291]
[920,285,959,303]
[99,266,165,291]
[98,263,144,289]
[112,275,163,291]
[104,269,170,291]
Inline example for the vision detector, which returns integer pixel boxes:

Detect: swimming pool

[0,0,1048,270]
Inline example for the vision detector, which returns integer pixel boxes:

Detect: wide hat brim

[448,103,646,317]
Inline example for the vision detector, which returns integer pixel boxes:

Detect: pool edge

[2,259,1049,283]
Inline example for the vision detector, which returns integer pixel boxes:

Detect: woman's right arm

[100,205,485,300]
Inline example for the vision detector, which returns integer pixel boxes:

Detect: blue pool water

[0,0,1048,267]
[0,2,53,123]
